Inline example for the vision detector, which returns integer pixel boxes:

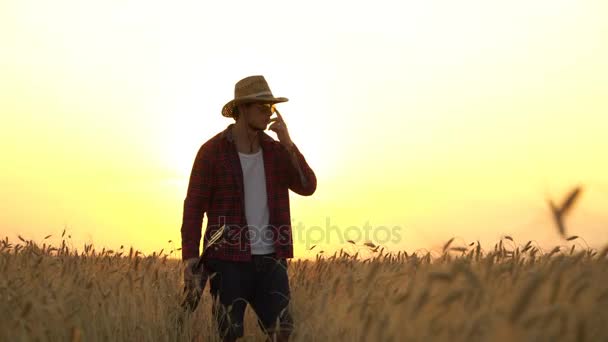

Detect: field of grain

[1,235,607,341]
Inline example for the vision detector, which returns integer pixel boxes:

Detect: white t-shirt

[238,148,275,255]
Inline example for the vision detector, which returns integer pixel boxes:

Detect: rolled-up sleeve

[285,144,317,196]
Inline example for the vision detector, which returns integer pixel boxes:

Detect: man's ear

[234,104,247,121]
[235,103,251,121]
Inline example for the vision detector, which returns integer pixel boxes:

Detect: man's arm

[268,111,317,196]
[180,144,213,260]
[283,143,316,196]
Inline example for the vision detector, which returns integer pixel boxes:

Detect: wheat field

[1,235,607,342]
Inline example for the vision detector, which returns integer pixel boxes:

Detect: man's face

[242,102,275,131]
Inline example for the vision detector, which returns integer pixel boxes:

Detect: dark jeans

[207,254,293,340]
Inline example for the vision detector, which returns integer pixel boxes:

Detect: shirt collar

[221,124,274,145]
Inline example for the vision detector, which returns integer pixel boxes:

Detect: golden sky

[1,0,607,257]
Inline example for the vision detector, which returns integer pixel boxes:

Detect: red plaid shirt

[180,124,317,261]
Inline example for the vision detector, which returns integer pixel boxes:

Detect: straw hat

[221,75,288,118]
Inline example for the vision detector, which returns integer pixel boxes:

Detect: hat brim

[222,96,288,118]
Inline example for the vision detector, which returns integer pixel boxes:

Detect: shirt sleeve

[180,143,214,260]
[284,144,317,196]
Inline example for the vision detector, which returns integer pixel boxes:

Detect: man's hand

[183,257,199,288]
[269,110,294,149]
[181,257,205,312]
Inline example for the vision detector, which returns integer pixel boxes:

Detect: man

[181,75,317,341]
